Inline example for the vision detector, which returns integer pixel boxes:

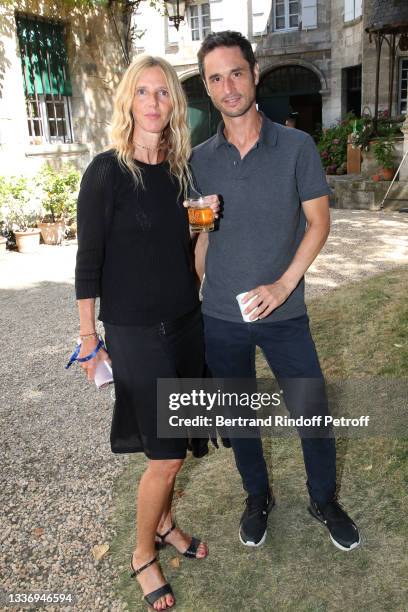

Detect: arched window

[257,65,322,134]
[258,65,321,97]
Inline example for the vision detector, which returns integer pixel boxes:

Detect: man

[190,31,360,551]
[285,111,298,128]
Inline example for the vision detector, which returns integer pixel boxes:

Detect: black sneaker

[308,498,360,551]
[239,493,275,547]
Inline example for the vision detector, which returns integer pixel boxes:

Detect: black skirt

[104,306,207,460]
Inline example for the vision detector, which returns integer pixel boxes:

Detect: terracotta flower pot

[38,220,66,245]
[372,175,381,182]
[14,229,41,253]
[381,167,395,181]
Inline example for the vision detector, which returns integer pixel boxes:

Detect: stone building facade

[1,0,408,176]
[134,0,408,140]
[0,0,127,176]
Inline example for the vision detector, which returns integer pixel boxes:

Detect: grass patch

[110,268,408,611]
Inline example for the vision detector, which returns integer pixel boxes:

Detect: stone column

[400,114,408,180]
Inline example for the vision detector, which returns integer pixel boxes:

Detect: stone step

[328,178,408,211]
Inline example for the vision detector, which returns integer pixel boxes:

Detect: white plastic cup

[94,360,113,389]
[236,292,259,322]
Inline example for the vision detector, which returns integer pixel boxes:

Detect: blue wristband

[65,337,105,369]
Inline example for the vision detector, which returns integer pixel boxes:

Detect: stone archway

[181,72,221,147]
[257,62,325,135]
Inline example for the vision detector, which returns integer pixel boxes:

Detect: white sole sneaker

[238,527,267,547]
[308,504,361,551]
[329,533,361,551]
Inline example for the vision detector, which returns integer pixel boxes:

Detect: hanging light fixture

[164,1,186,31]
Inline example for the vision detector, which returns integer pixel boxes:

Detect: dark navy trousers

[203,313,337,504]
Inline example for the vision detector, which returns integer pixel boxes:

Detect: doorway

[182,74,221,147]
[257,65,323,135]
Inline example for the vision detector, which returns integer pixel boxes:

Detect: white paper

[94,360,113,389]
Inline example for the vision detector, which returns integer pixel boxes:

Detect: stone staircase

[326,175,408,211]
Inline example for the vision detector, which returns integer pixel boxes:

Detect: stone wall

[328,0,362,125]
[0,0,127,177]
[256,0,333,124]
[366,0,408,29]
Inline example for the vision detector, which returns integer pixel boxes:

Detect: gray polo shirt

[190,113,332,323]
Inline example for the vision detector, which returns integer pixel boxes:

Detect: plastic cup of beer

[186,196,215,233]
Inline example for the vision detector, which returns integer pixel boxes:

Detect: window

[343,65,362,117]
[274,0,299,31]
[399,59,408,115]
[16,14,73,144]
[188,3,211,41]
[344,0,362,22]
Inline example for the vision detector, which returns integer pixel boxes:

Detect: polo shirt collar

[214,111,278,149]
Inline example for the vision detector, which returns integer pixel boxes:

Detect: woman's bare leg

[157,484,208,559]
[132,458,183,611]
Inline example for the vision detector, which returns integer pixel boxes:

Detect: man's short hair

[197,30,257,80]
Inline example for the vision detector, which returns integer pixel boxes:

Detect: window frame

[16,14,74,145]
[188,2,211,42]
[274,0,299,32]
[344,0,362,23]
[399,57,408,116]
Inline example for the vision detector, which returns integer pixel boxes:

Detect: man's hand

[241,196,330,321]
[242,279,293,321]
[183,194,220,219]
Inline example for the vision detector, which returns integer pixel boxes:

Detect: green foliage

[318,111,403,175]
[36,164,80,222]
[350,112,403,151]
[0,164,80,235]
[372,139,396,170]
[317,113,356,175]
[0,175,40,232]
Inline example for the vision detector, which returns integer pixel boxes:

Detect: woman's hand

[78,335,110,382]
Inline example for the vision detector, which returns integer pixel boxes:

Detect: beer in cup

[186,196,215,233]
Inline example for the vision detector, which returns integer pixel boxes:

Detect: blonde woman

[75,56,219,610]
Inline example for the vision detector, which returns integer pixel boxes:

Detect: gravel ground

[0,209,407,611]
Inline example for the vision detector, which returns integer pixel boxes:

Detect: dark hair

[197,30,257,80]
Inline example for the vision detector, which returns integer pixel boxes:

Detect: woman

[75,56,219,610]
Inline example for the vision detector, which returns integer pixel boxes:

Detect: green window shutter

[16,15,72,96]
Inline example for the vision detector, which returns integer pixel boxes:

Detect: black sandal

[130,556,175,609]
[156,522,207,559]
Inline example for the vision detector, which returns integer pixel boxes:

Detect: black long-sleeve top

[75,150,199,325]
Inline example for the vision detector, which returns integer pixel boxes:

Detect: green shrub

[0,164,80,236]
[37,164,80,223]
[318,112,403,175]
[350,112,402,151]
[0,175,40,232]
[372,139,396,169]
[317,113,356,175]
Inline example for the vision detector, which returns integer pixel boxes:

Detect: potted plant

[0,176,41,253]
[372,139,396,181]
[37,164,80,245]
[317,114,356,175]
[351,113,403,179]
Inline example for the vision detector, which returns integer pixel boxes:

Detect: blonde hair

[111,55,192,198]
